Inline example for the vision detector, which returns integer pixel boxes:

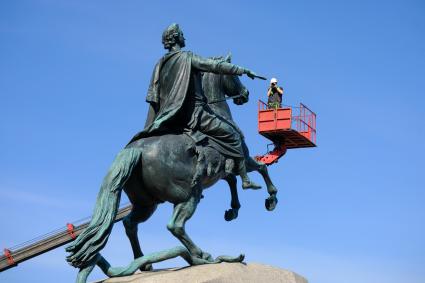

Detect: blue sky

[1,1,424,282]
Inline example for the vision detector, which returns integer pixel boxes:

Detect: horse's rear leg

[123,204,157,271]
[166,190,213,261]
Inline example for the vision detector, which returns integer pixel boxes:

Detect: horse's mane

[202,55,231,81]
[208,54,231,63]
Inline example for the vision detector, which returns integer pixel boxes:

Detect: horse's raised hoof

[265,195,278,211]
[224,209,238,221]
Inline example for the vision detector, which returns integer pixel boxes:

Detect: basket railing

[293,103,316,144]
[258,100,316,144]
[258,99,269,111]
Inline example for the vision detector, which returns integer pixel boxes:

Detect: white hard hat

[270,77,278,84]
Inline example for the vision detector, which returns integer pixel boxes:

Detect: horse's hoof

[201,251,213,261]
[265,196,278,211]
[224,209,238,221]
[140,263,153,271]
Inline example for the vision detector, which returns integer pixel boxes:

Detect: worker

[267,77,284,109]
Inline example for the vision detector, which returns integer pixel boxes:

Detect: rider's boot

[237,158,261,190]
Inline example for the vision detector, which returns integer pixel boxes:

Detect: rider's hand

[244,69,256,80]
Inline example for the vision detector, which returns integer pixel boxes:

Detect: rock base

[98,262,307,283]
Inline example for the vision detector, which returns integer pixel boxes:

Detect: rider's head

[162,23,186,51]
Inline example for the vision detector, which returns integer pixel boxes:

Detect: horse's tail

[66,148,142,268]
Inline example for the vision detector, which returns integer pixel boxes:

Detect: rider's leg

[237,157,261,190]
[194,106,261,189]
[241,138,277,193]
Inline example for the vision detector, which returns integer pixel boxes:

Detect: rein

[208,94,244,104]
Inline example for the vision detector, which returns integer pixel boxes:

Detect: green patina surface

[66,23,278,283]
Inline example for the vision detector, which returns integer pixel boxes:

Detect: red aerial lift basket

[258,100,316,149]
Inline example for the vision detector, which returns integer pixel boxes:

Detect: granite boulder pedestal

[97,262,307,283]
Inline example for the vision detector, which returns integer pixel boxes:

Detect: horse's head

[221,53,249,105]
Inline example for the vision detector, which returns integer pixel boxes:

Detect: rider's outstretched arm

[191,52,251,76]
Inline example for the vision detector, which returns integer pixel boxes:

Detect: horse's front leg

[224,175,240,221]
[242,139,278,210]
[246,157,279,211]
[167,190,213,261]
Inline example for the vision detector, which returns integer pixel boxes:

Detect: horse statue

[66,56,278,282]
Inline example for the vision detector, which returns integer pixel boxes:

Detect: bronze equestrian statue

[129,23,260,190]
[66,23,278,283]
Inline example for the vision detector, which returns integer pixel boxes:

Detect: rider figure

[129,23,261,190]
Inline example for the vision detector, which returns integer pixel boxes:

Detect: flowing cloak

[128,50,247,159]
[128,51,192,144]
